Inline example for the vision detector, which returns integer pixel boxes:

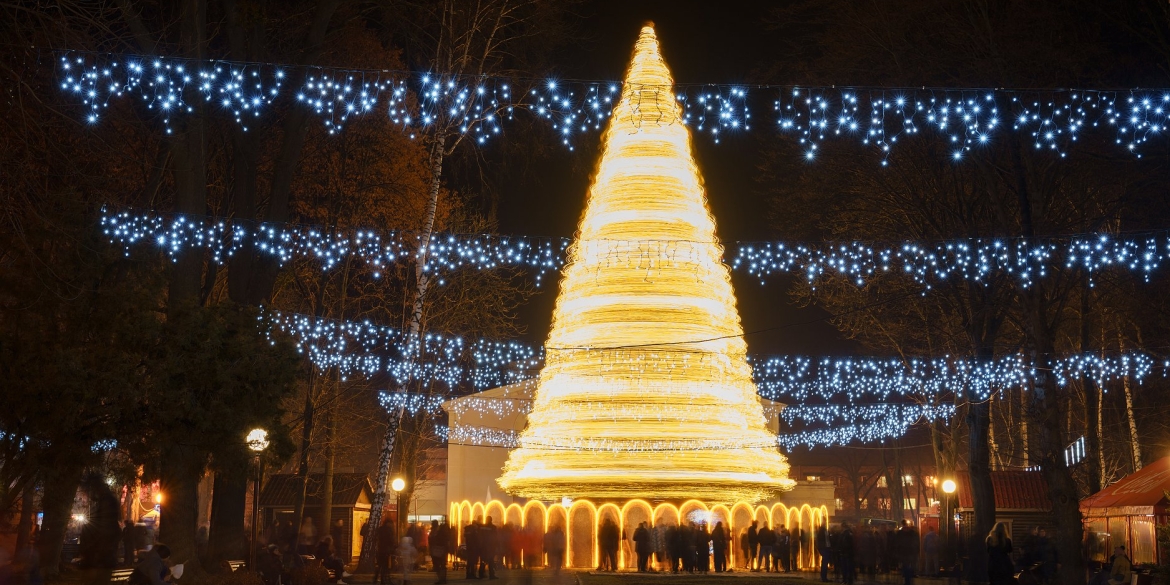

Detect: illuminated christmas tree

[498,25,794,502]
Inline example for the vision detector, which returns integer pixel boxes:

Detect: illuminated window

[806,475,821,482]
[877,477,888,488]
[878,498,891,511]
[835,498,844,510]
[903,475,914,486]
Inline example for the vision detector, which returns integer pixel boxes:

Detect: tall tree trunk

[209,470,248,562]
[320,380,336,545]
[15,480,36,555]
[159,443,208,573]
[37,463,83,576]
[1081,283,1103,494]
[1029,334,1086,585]
[359,406,404,571]
[361,136,447,571]
[292,375,317,551]
[1117,329,1142,472]
[965,340,999,583]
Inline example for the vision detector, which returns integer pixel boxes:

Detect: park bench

[108,559,246,582]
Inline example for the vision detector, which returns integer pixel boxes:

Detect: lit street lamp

[391,477,406,565]
[247,429,269,572]
[941,479,957,570]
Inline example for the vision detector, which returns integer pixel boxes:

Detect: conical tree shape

[499,25,794,502]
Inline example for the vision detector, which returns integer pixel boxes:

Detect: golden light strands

[498,25,795,503]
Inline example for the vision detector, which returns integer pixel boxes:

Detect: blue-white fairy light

[57,52,1166,157]
[262,307,1161,447]
[103,207,1170,289]
[733,233,1170,289]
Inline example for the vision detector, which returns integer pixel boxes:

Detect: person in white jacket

[398,536,418,585]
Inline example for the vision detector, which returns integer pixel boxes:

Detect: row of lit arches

[449,499,830,570]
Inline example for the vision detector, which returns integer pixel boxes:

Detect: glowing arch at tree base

[449,498,830,571]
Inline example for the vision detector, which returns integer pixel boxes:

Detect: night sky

[495,0,852,356]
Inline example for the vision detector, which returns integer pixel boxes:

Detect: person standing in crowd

[597,518,620,572]
[667,524,682,573]
[986,522,1014,585]
[797,527,807,573]
[498,522,514,570]
[922,526,940,577]
[757,523,774,572]
[883,528,896,575]
[464,518,479,580]
[696,522,711,574]
[1037,528,1058,583]
[299,517,318,555]
[747,521,759,571]
[1020,525,1040,569]
[480,516,499,579]
[544,524,566,574]
[815,523,831,582]
[375,516,396,585]
[652,522,667,571]
[738,528,750,570]
[896,520,920,585]
[122,520,137,567]
[776,525,790,573]
[633,521,651,572]
[838,524,855,585]
[711,521,728,573]
[430,519,449,584]
[858,527,878,582]
[398,536,418,585]
[279,519,297,552]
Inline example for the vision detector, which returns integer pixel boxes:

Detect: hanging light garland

[56,51,747,147]
[261,309,541,388]
[103,207,570,284]
[775,88,1168,162]
[750,353,1155,402]
[56,52,1168,158]
[733,233,1170,289]
[265,307,1159,403]
[102,206,1170,289]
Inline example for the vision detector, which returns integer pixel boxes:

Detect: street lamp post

[246,429,270,572]
[391,477,406,567]
[941,479,957,571]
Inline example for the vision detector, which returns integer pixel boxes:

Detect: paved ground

[345,567,960,585]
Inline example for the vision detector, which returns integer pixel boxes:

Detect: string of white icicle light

[102,207,569,285]
[778,403,957,425]
[776,88,1169,162]
[260,309,541,388]
[733,233,1170,289]
[102,206,1170,289]
[777,422,923,449]
[263,306,1161,400]
[56,51,748,147]
[749,353,1157,402]
[55,52,1169,157]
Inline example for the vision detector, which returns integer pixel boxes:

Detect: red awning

[956,471,1050,511]
[1081,456,1170,516]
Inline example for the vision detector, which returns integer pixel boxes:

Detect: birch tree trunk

[1118,329,1142,472]
[359,136,448,571]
